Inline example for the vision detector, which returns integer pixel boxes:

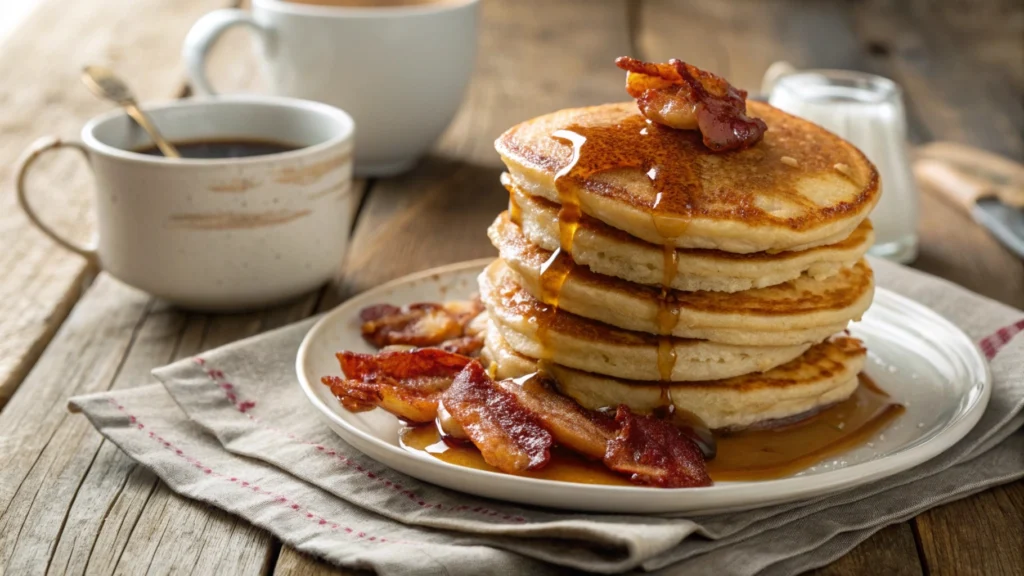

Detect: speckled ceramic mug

[16,95,355,311]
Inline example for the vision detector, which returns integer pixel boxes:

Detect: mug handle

[183,9,270,96]
[15,136,100,265]
[760,61,797,97]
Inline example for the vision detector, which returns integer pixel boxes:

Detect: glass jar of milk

[767,68,918,263]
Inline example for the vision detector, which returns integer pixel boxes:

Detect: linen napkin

[70,257,1024,575]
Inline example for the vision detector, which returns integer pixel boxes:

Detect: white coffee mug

[16,95,355,311]
[183,0,480,177]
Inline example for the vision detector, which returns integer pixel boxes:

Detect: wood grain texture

[0,0,243,409]
[851,0,1024,309]
[811,524,924,576]
[0,276,152,573]
[914,482,1024,576]
[854,0,1023,160]
[0,275,324,575]
[275,547,366,576]
[637,0,862,93]
[92,301,317,576]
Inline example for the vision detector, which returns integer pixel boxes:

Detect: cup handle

[15,136,100,265]
[183,9,269,96]
[761,61,797,97]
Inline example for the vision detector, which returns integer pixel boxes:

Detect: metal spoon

[81,65,180,158]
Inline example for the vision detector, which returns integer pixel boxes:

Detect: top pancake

[496,101,880,254]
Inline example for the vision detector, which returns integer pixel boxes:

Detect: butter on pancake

[488,212,874,346]
[483,323,866,431]
[479,260,810,382]
[496,101,879,254]
[506,181,874,293]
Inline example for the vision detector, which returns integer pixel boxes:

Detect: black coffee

[135,138,302,159]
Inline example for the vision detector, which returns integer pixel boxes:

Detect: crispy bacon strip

[497,373,616,460]
[436,335,484,356]
[323,347,713,486]
[604,406,711,488]
[322,348,473,423]
[615,56,766,152]
[441,361,553,473]
[359,298,485,349]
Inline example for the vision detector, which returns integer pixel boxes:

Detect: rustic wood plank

[274,547,366,576]
[45,301,189,575]
[851,0,1024,309]
[0,279,323,576]
[95,295,321,576]
[810,524,924,576]
[913,482,1024,576]
[637,0,864,93]
[51,312,208,575]
[0,0,297,573]
[111,484,274,576]
[0,276,152,572]
[915,183,1024,308]
[855,0,1023,160]
[0,0,246,409]
[109,297,319,575]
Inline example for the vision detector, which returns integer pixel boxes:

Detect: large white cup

[16,96,356,311]
[183,0,480,177]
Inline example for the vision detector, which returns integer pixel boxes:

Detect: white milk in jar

[769,70,918,263]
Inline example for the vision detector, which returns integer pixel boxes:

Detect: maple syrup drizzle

[654,239,682,382]
[538,129,587,306]
[538,122,703,380]
[535,130,587,357]
[651,181,689,381]
[706,374,904,481]
[399,424,631,486]
[400,375,903,485]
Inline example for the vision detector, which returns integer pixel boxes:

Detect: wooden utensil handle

[916,141,1024,208]
[914,158,991,215]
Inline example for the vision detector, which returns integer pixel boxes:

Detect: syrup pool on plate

[400,375,903,485]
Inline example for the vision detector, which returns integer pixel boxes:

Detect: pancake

[506,179,875,292]
[495,101,880,254]
[482,322,865,431]
[488,212,874,346]
[479,260,810,381]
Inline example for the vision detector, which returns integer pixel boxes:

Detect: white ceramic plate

[297,259,991,514]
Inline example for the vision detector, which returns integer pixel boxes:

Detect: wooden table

[1,0,1021,574]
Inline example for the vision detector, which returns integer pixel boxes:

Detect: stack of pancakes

[480,101,881,431]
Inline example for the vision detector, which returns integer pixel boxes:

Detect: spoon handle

[124,102,181,158]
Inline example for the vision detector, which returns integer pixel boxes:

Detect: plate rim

[296,258,992,507]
